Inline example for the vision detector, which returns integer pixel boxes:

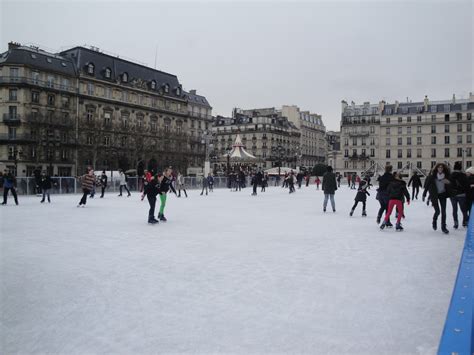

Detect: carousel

[217,134,261,174]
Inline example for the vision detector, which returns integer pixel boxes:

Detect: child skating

[157,167,177,222]
[380,172,410,231]
[350,179,370,217]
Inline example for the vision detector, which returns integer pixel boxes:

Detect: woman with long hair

[422,163,452,234]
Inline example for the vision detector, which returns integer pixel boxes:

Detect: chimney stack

[8,41,21,50]
[189,89,196,95]
[452,94,456,104]
[424,95,429,111]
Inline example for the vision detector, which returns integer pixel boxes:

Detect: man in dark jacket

[99,170,108,198]
[252,170,263,196]
[376,165,395,225]
[40,171,53,203]
[407,172,422,200]
[2,170,18,205]
[449,161,469,228]
[144,176,160,224]
[322,166,337,212]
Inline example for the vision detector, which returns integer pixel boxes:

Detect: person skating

[207,173,214,192]
[449,161,469,228]
[141,170,153,200]
[296,172,303,189]
[176,172,187,197]
[422,163,451,234]
[347,174,351,188]
[287,171,296,194]
[200,174,209,196]
[99,170,108,198]
[282,172,289,188]
[315,176,321,190]
[77,168,95,207]
[144,175,160,224]
[351,174,357,189]
[261,172,268,192]
[157,167,177,221]
[380,171,410,231]
[252,169,263,196]
[322,166,337,212]
[350,179,370,217]
[39,171,53,203]
[408,172,422,200]
[33,167,42,195]
[337,174,341,188]
[376,165,395,227]
[117,169,131,197]
[2,169,18,205]
[305,173,310,187]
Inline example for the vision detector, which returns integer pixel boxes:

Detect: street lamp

[13,146,23,177]
[201,130,213,176]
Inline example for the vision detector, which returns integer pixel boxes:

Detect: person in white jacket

[177,172,187,197]
[118,169,131,197]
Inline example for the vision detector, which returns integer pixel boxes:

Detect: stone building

[212,111,301,172]
[340,94,474,176]
[0,42,212,176]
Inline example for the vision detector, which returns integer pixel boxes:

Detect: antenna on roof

[154,45,158,69]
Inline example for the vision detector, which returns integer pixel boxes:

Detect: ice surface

[0,186,465,354]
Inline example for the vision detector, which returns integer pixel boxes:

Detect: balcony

[188,111,212,119]
[0,76,77,93]
[348,153,370,161]
[3,114,21,125]
[24,114,74,128]
[348,132,370,137]
[0,133,35,143]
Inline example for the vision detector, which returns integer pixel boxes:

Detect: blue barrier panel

[438,205,474,355]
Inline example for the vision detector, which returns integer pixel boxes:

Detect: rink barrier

[438,205,474,355]
[6,176,289,195]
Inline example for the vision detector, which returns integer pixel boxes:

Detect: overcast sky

[1,0,472,130]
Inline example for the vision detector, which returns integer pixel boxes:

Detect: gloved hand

[407,200,410,206]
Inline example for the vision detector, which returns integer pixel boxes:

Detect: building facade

[0,42,212,176]
[212,111,301,172]
[340,94,474,176]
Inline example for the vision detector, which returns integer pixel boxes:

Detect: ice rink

[0,185,465,354]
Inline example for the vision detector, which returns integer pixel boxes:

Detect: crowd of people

[1,162,473,230]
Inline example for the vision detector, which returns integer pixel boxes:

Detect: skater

[380,171,410,231]
[157,167,177,222]
[207,173,214,192]
[282,172,289,188]
[40,171,52,203]
[33,167,42,195]
[141,170,153,200]
[252,169,263,195]
[296,172,303,189]
[352,174,359,189]
[337,174,341,188]
[305,173,310,187]
[77,168,95,207]
[118,169,131,197]
[315,176,321,190]
[366,175,372,189]
[408,172,422,200]
[376,165,395,226]
[422,163,451,234]
[287,171,296,194]
[200,174,208,196]
[350,179,370,217]
[2,169,18,205]
[322,166,337,212]
[99,170,108,198]
[261,172,268,192]
[347,174,351,188]
[144,175,160,224]
[176,172,187,197]
[449,161,469,228]
[466,167,474,216]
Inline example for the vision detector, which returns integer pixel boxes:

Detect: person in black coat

[350,179,370,217]
[252,170,263,196]
[422,163,452,234]
[322,166,337,212]
[99,170,108,198]
[380,172,410,231]
[407,172,422,200]
[144,176,160,224]
[40,171,53,203]
[376,165,395,225]
[449,161,469,228]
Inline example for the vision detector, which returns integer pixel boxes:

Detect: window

[8,127,17,139]
[457,123,463,132]
[87,83,94,96]
[10,67,19,79]
[104,111,112,125]
[386,127,390,135]
[431,125,436,133]
[9,106,17,118]
[407,127,411,134]
[445,148,450,158]
[397,162,403,169]
[105,68,111,79]
[457,113,462,120]
[467,148,472,157]
[467,123,472,132]
[398,149,402,158]
[468,113,472,120]
[121,91,128,102]
[386,138,391,146]
[467,135,472,144]
[431,136,436,144]
[105,87,112,99]
[150,119,157,132]
[398,127,402,135]
[176,87,181,96]
[407,137,412,145]
[417,137,422,145]
[352,138,357,146]
[86,108,94,122]
[398,117,403,123]
[445,136,450,144]
[9,89,17,101]
[344,161,349,169]
[87,136,93,145]
[47,94,55,106]
[47,75,55,88]
[431,161,437,168]
[164,84,169,93]
[417,115,422,122]
[445,125,450,133]
[32,71,39,84]
[31,91,39,103]
[121,136,127,147]
[61,96,70,108]
[370,126,375,133]
[397,137,402,145]
[344,138,348,146]
[370,149,375,157]
[151,80,156,90]
[407,116,411,123]
[417,149,422,158]
[122,72,128,83]
[370,137,375,145]
[431,106,437,113]
[386,150,391,158]
[87,63,95,75]
[444,114,450,122]
[62,78,69,89]
[457,148,463,157]
[431,148,436,158]
[361,137,366,146]
[344,149,349,157]
[104,136,110,146]
[457,135,462,144]
[417,126,422,134]
[417,161,422,169]
[176,121,183,134]
[431,115,437,122]
[122,114,129,128]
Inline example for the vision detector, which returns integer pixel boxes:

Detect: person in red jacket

[380,172,410,231]
[347,174,351,187]
[77,168,96,207]
[315,176,321,190]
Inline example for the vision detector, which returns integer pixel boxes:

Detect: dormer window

[176,87,181,96]
[164,84,169,93]
[122,72,128,83]
[105,67,111,79]
[87,63,95,75]
[150,80,156,90]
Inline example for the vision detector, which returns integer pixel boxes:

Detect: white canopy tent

[264,167,300,176]
[223,134,257,160]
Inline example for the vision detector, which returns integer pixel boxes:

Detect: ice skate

[362,210,367,217]
[453,221,458,229]
[158,213,167,222]
[396,223,403,231]
[432,220,437,231]
[349,209,354,217]
[441,225,449,234]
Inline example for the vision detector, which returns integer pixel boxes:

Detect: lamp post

[13,146,23,177]
[201,130,213,176]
